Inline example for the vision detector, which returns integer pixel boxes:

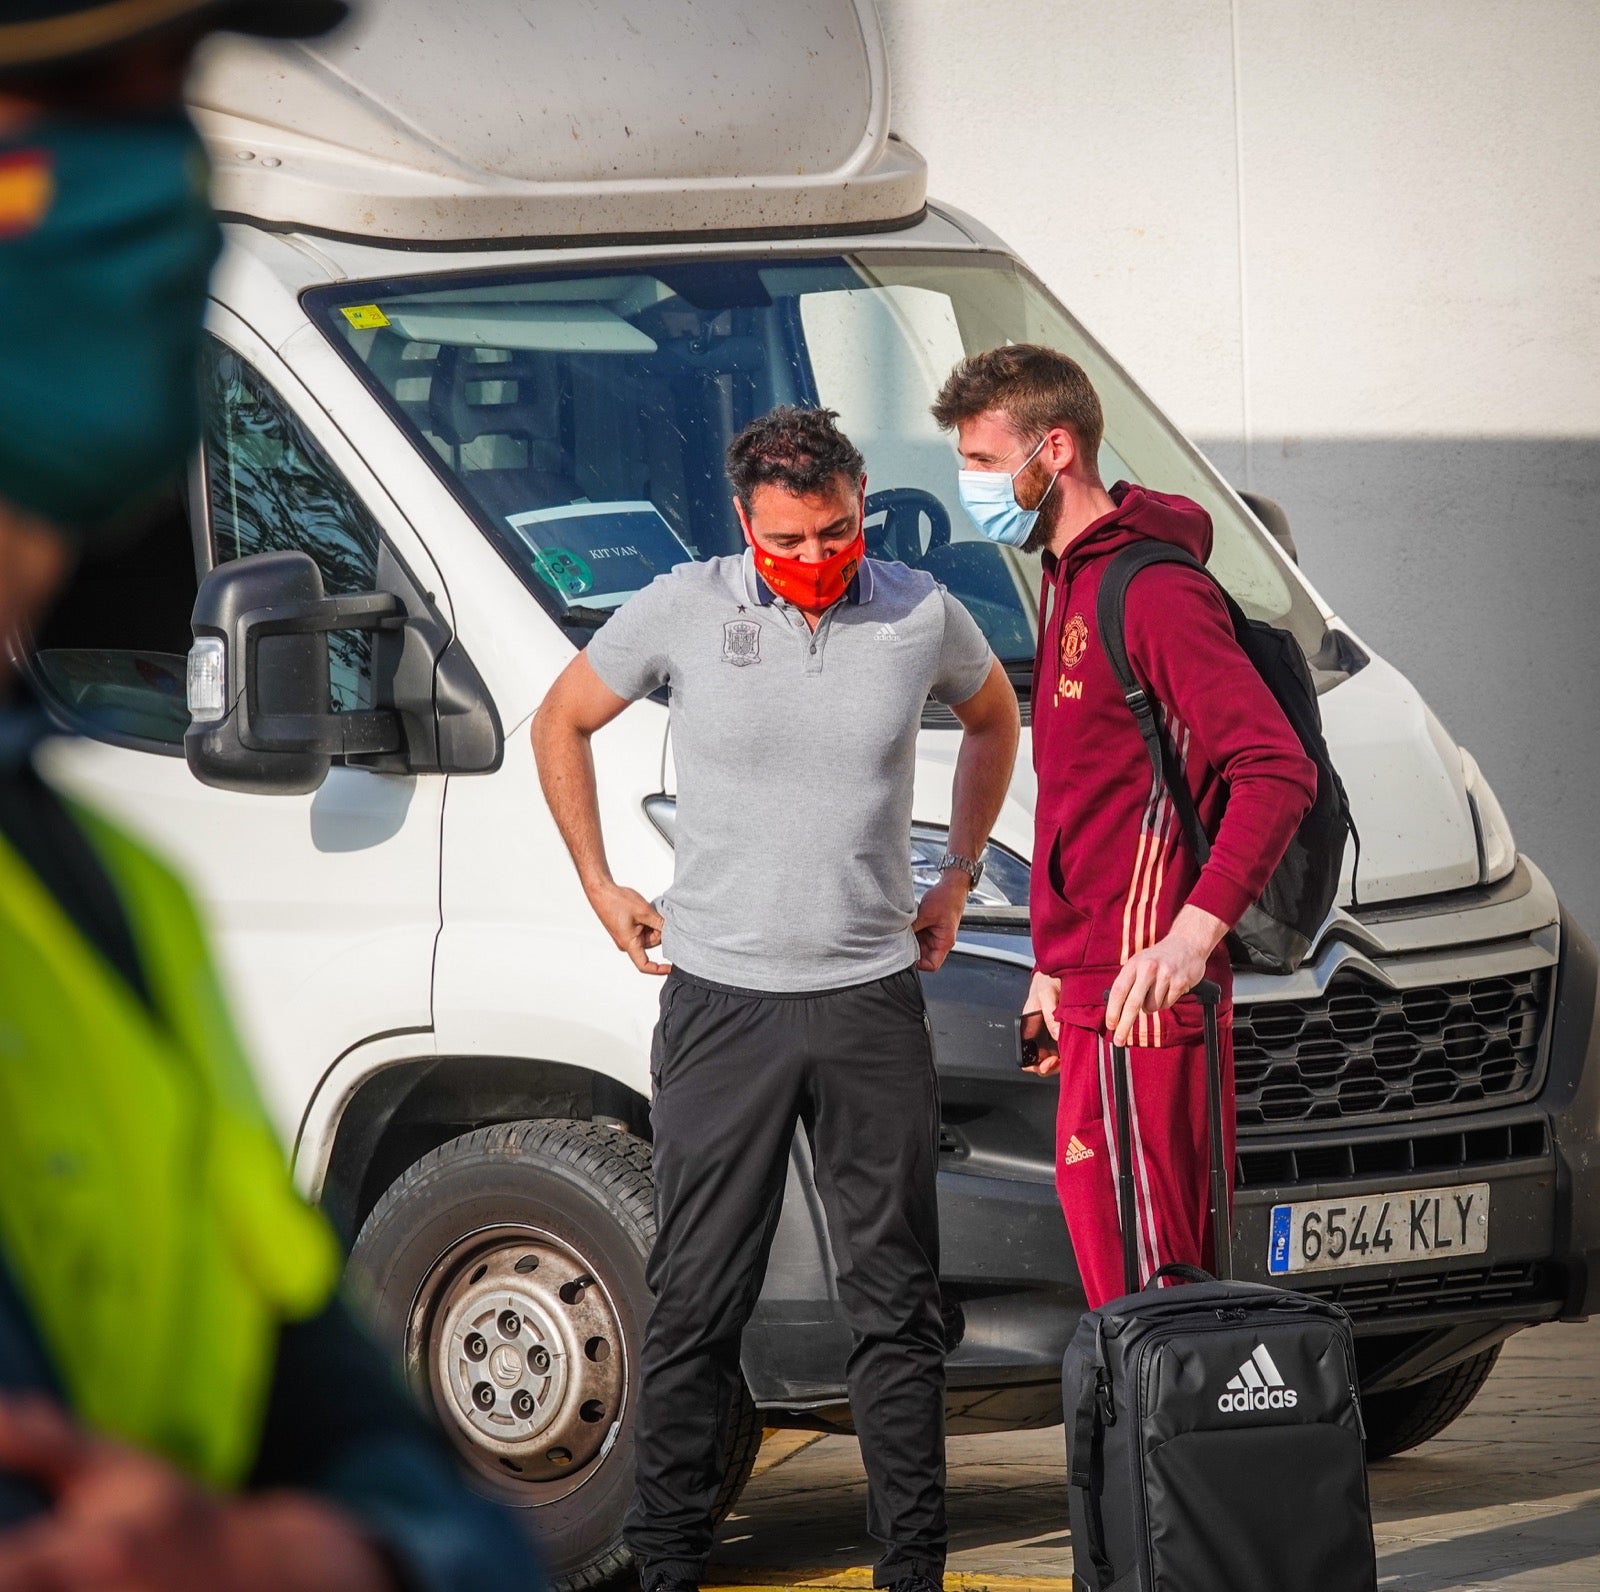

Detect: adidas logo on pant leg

[1217,1344,1299,1412]
[1061,1136,1095,1166]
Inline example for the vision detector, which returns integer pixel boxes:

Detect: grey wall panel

[882,0,1600,935]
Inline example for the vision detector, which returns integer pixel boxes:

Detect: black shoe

[884,1574,943,1592]
[645,1579,700,1592]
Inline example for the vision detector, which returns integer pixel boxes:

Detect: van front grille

[1235,1118,1549,1190]
[1234,969,1548,1128]
[1296,1262,1555,1320]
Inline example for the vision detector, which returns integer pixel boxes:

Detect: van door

[33,309,447,1139]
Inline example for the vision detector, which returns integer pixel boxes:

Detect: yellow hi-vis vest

[0,803,340,1487]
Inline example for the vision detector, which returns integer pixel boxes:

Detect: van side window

[203,340,381,713]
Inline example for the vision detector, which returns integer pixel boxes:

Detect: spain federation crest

[722,618,762,666]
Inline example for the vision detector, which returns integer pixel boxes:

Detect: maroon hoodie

[1031,482,1317,1042]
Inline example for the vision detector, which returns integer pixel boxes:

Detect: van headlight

[643,799,1032,912]
[910,824,1031,909]
[1460,749,1516,885]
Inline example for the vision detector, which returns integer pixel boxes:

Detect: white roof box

[188,0,926,245]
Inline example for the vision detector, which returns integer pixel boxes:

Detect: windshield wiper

[558,606,613,630]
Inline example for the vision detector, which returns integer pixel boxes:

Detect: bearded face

[1016,453,1064,555]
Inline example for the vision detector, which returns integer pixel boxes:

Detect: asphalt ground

[705,1316,1600,1592]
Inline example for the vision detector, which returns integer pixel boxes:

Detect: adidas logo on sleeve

[1217,1344,1299,1413]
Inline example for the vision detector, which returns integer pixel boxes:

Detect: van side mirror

[1238,491,1299,564]
[185,550,404,794]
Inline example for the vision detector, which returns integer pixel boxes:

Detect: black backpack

[1096,540,1355,974]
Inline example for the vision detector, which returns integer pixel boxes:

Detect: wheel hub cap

[424,1230,627,1487]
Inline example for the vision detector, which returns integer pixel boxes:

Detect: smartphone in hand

[1017,1010,1059,1070]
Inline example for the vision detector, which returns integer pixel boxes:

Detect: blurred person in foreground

[0,4,543,1589]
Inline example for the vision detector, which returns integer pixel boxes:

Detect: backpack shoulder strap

[1095,541,1213,866]
[1096,540,1201,691]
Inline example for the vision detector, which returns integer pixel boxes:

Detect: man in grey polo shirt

[532,406,1019,1592]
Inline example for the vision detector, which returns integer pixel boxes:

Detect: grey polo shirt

[585,550,995,992]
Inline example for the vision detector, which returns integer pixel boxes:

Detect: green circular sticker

[531,547,594,599]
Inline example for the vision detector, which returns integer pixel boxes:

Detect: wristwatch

[937,851,984,890]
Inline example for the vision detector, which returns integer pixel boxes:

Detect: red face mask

[751,529,865,610]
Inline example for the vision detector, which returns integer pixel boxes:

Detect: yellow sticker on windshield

[340,304,391,330]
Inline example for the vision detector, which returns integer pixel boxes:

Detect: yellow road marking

[750,1429,828,1477]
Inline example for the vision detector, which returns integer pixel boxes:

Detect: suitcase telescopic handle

[1109,1039,1140,1295]
[1108,977,1232,1293]
[1197,985,1234,1280]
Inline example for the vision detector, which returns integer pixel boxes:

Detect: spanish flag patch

[0,148,53,239]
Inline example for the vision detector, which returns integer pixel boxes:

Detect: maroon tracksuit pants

[1053,1017,1237,1310]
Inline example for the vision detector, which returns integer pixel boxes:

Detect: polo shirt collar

[743,547,874,607]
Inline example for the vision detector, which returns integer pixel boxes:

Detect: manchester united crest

[1060,612,1090,671]
[722,619,762,666]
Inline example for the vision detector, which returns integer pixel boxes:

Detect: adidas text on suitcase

[1064,979,1377,1592]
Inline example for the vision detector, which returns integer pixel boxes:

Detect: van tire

[349,1118,762,1592]
[1362,1343,1503,1461]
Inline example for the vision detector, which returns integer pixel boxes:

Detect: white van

[22,1,1600,1584]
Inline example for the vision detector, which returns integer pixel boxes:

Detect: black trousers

[624,965,947,1589]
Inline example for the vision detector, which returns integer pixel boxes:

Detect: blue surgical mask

[0,115,221,539]
[957,436,1060,547]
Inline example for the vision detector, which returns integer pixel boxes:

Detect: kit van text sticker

[340,304,391,330]
[532,548,594,599]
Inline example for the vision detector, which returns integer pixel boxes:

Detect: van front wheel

[350,1119,762,1591]
[1361,1343,1503,1461]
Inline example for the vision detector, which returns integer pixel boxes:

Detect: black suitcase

[1063,980,1377,1592]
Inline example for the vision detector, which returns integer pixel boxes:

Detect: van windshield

[309,252,1324,669]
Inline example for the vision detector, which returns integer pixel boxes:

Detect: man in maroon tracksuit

[933,345,1317,1308]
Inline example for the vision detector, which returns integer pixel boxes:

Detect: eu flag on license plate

[1268,1204,1292,1275]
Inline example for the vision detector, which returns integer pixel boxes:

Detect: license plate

[1267,1182,1490,1276]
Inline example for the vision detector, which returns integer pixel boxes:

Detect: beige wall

[880,0,1600,930]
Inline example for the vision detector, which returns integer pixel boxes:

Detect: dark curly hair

[725,406,865,510]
